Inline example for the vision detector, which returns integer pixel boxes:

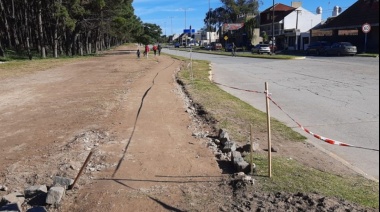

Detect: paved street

[164,48,379,181]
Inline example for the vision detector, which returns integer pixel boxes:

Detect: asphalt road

[164,49,379,181]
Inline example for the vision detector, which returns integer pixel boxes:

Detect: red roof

[262,3,295,13]
[260,3,296,25]
[222,23,245,31]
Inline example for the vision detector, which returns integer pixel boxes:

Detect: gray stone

[0,185,7,191]
[46,187,65,205]
[222,141,236,153]
[219,129,230,144]
[271,146,279,152]
[243,142,260,152]
[25,185,48,198]
[1,192,25,205]
[0,203,22,212]
[236,160,250,173]
[231,151,242,162]
[53,176,74,189]
[26,206,48,212]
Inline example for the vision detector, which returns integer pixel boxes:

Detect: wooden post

[70,150,94,190]
[250,124,254,176]
[265,82,272,178]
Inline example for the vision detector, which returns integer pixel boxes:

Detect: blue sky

[132,0,357,35]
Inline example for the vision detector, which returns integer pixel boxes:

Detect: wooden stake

[250,124,254,176]
[70,150,94,190]
[265,82,272,178]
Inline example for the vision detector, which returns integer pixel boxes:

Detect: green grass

[173,55,379,209]
[175,56,305,142]
[248,155,379,208]
[356,53,379,57]
[171,47,302,60]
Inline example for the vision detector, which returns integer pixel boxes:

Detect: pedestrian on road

[144,45,150,58]
[136,49,140,59]
[232,42,237,57]
[158,44,162,56]
[153,45,158,56]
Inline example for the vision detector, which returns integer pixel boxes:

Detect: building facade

[310,0,379,53]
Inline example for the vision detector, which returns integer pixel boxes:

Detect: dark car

[225,43,233,52]
[211,42,222,51]
[251,44,271,54]
[306,41,330,55]
[174,43,180,48]
[324,42,357,56]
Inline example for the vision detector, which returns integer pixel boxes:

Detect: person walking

[153,45,158,56]
[144,45,150,58]
[158,44,162,56]
[232,42,237,57]
[136,49,140,59]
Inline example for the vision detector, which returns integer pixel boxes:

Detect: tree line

[0,0,163,59]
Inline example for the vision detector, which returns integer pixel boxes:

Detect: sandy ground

[0,45,376,212]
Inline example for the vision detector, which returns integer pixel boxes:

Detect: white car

[251,44,271,54]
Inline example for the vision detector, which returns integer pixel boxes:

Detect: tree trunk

[38,0,46,58]
[0,41,5,57]
[0,0,12,48]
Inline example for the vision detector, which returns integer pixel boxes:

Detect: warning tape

[212,81,378,151]
[213,81,264,94]
[267,95,379,151]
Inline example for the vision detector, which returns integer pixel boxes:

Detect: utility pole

[272,0,275,54]
[208,0,211,45]
[171,17,173,35]
[295,10,301,51]
[164,22,166,37]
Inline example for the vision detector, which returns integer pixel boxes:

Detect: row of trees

[0,0,163,59]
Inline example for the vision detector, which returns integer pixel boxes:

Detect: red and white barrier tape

[267,96,352,147]
[213,81,378,151]
[213,81,263,94]
[268,96,378,151]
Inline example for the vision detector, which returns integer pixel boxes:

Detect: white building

[260,2,322,50]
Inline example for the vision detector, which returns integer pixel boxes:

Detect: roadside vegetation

[174,55,379,209]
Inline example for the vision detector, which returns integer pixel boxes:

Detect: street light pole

[272,0,275,54]
[208,0,211,45]
[295,10,301,51]
[164,22,166,37]
[170,17,173,35]
[185,8,188,47]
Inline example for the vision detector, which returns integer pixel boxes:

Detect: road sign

[362,23,371,34]
[183,29,195,34]
[224,36,228,41]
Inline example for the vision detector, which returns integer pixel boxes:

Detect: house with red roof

[259,2,322,51]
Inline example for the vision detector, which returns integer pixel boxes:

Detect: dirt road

[0,45,376,212]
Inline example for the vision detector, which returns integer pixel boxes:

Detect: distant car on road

[251,44,272,54]
[225,43,233,52]
[324,42,357,56]
[306,41,330,55]
[211,42,222,51]
[174,43,180,48]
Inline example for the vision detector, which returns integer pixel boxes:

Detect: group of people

[136,44,162,59]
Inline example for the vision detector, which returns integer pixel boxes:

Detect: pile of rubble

[1,176,74,212]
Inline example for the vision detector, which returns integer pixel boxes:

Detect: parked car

[174,43,180,48]
[225,43,233,52]
[269,44,277,53]
[251,44,271,54]
[211,42,222,51]
[324,42,357,56]
[306,41,330,55]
